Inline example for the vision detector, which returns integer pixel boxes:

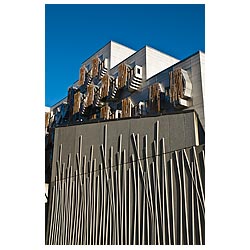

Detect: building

[45,41,205,245]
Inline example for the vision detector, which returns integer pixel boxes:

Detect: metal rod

[181,150,190,245]
[183,149,205,215]
[123,150,127,245]
[170,158,176,245]
[95,175,100,244]
[175,151,183,244]
[131,154,137,245]
[193,147,205,205]
[194,158,203,244]
[191,162,195,244]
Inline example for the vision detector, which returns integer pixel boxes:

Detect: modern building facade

[45,41,205,245]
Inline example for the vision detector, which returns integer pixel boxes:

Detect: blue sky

[45,4,205,107]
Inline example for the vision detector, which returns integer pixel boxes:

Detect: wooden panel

[100,74,110,99]
[169,71,174,103]
[174,68,183,99]
[122,98,131,118]
[148,83,161,113]
[78,65,85,86]
[73,92,81,115]
[86,84,95,107]
[118,63,127,89]
[100,105,110,120]
[169,68,183,103]
[45,112,50,128]
[92,57,99,78]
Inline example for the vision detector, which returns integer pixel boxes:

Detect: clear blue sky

[45,4,205,107]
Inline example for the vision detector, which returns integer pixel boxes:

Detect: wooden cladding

[73,92,81,115]
[149,83,162,113]
[78,65,85,86]
[45,112,50,128]
[169,68,183,103]
[86,84,95,107]
[100,74,110,99]
[118,63,127,89]
[100,105,110,120]
[92,57,99,78]
[122,98,132,118]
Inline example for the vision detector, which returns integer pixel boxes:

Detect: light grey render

[145,46,179,79]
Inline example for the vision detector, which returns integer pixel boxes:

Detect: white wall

[110,41,136,68]
[145,46,179,80]
[110,47,147,80]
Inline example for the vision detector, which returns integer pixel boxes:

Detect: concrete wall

[46,111,205,245]
[110,41,136,68]
[51,111,200,181]
[110,47,147,81]
[145,46,179,80]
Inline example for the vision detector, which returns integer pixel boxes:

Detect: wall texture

[46,111,205,245]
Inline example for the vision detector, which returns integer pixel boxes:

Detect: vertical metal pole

[191,162,195,245]
[123,150,127,245]
[110,146,117,244]
[175,151,183,245]
[89,146,94,244]
[102,163,107,244]
[60,163,66,245]
[181,150,190,245]
[115,168,120,244]
[142,173,146,245]
[136,134,141,245]
[128,162,132,245]
[144,134,154,244]
[153,140,162,244]
[64,166,69,244]
[72,170,78,244]
[105,191,110,244]
[86,177,90,245]
[162,138,171,244]
[98,165,103,244]
[193,147,205,205]
[95,175,100,245]
[160,139,166,245]
[131,154,138,244]
[170,157,176,245]
[54,174,60,244]
[92,159,97,244]
[69,171,75,244]
[48,185,55,244]
[194,159,203,245]
[67,166,72,244]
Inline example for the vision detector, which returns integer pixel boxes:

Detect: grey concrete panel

[51,111,199,182]
[47,112,205,245]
